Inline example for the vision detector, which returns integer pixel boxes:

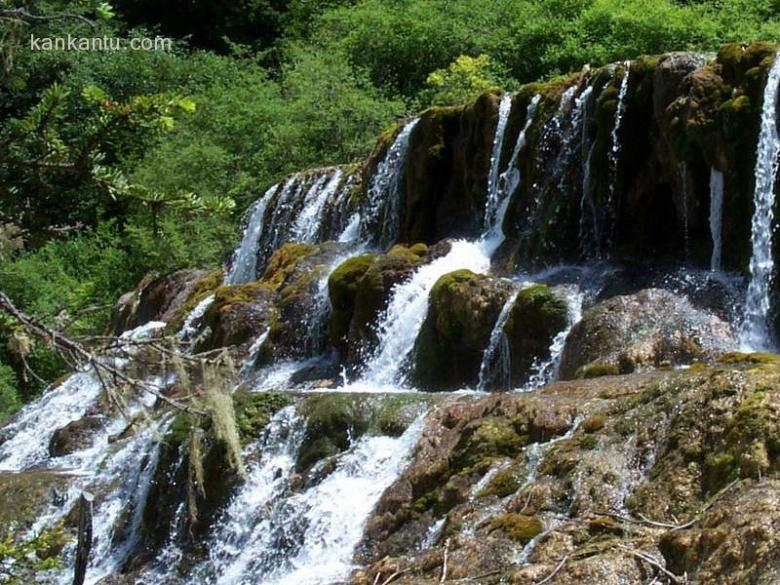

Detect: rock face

[412,270,514,391]
[353,358,780,585]
[48,416,104,457]
[559,288,734,379]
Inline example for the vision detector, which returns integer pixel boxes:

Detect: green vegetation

[1,0,780,419]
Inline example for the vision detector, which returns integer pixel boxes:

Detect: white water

[225,184,278,285]
[338,212,361,242]
[178,294,215,344]
[742,52,780,351]
[487,94,541,243]
[291,169,344,243]
[484,94,514,231]
[361,118,420,249]
[186,409,423,585]
[607,61,631,243]
[357,240,492,388]
[0,321,166,471]
[477,290,519,392]
[709,167,725,271]
[577,85,598,257]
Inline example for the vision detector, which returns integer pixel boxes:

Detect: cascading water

[606,61,631,247]
[742,52,780,350]
[181,409,423,585]
[291,169,344,244]
[477,290,519,392]
[709,167,725,272]
[225,184,278,285]
[486,94,541,244]
[483,94,514,231]
[577,84,598,258]
[361,118,420,249]
[357,240,492,389]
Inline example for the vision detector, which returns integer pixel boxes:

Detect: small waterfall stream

[607,61,631,246]
[361,118,420,249]
[742,52,780,350]
[291,169,343,243]
[225,184,278,285]
[709,167,725,272]
[477,290,519,392]
[484,93,514,231]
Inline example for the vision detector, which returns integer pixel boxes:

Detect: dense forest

[0,0,778,418]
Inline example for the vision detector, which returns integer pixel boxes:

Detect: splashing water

[291,169,344,243]
[485,95,541,245]
[742,52,780,351]
[484,94,514,231]
[357,240,492,389]
[178,294,215,345]
[477,290,519,392]
[185,409,423,585]
[225,184,278,285]
[361,118,420,249]
[338,212,361,243]
[709,168,725,272]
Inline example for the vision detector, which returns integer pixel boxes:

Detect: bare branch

[0,8,96,28]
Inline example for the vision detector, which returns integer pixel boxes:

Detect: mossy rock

[165,269,224,334]
[476,465,523,498]
[327,253,379,354]
[261,242,318,291]
[412,270,513,391]
[718,352,780,366]
[195,281,275,352]
[488,513,543,544]
[576,362,621,380]
[503,284,568,385]
[233,390,292,443]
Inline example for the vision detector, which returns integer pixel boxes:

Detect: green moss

[703,452,738,494]
[476,466,522,498]
[488,513,543,544]
[582,414,606,433]
[458,418,526,469]
[576,362,620,379]
[718,352,780,365]
[233,390,292,443]
[261,242,318,290]
[166,268,224,333]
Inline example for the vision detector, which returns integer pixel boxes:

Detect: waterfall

[483,93,514,231]
[485,94,541,244]
[338,213,361,242]
[709,168,724,271]
[357,240,492,389]
[607,61,631,245]
[291,169,344,243]
[361,118,420,249]
[577,85,598,258]
[742,53,780,351]
[184,408,423,585]
[225,184,278,285]
[477,290,519,391]
[178,294,215,344]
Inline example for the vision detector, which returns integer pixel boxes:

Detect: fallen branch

[534,555,569,585]
[440,538,451,583]
[617,545,685,584]
[380,568,409,585]
[0,291,204,416]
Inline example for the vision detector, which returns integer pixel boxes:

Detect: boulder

[559,288,733,379]
[412,270,514,391]
[48,416,105,457]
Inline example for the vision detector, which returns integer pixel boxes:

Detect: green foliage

[0,363,20,422]
[0,523,69,584]
[419,54,507,107]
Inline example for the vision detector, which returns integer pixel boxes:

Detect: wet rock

[194,281,275,355]
[412,270,514,391]
[504,284,569,385]
[263,242,353,360]
[559,288,733,379]
[48,416,105,457]
[107,269,211,335]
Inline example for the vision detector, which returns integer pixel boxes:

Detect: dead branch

[0,290,204,416]
[440,538,450,583]
[534,555,569,585]
[380,569,409,585]
[0,8,95,27]
[617,545,685,584]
